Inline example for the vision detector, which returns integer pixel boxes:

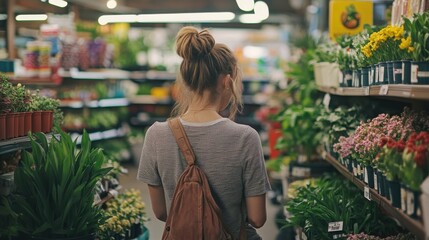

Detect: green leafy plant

[276,104,324,161]
[0,74,13,114]
[403,11,429,62]
[29,90,64,127]
[5,129,112,238]
[284,174,403,239]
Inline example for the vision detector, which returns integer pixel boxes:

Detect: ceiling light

[48,0,68,8]
[239,14,262,24]
[98,14,138,25]
[254,1,269,20]
[137,12,235,23]
[16,14,48,21]
[106,0,117,9]
[98,12,235,25]
[236,0,254,11]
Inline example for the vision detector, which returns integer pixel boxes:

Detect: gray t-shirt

[137,118,271,239]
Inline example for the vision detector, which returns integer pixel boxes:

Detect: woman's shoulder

[222,119,260,139]
[145,121,170,136]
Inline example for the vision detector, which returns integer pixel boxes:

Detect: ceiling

[3,0,311,27]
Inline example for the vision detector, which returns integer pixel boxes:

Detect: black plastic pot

[361,67,370,86]
[412,61,429,84]
[402,60,412,84]
[392,61,403,84]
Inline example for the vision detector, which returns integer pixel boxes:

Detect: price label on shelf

[328,221,343,232]
[364,186,371,201]
[379,85,389,95]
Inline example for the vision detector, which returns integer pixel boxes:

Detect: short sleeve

[242,128,271,197]
[137,124,162,186]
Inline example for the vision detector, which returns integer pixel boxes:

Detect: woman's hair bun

[176,26,215,60]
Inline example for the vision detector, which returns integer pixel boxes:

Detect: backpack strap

[167,118,196,166]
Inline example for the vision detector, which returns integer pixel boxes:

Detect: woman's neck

[181,103,222,123]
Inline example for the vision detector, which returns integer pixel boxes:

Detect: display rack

[60,98,129,108]
[318,85,429,100]
[0,133,58,155]
[322,151,425,239]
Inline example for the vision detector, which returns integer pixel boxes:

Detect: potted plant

[4,128,112,239]
[97,189,149,240]
[400,131,429,218]
[403,11,429,84]
[29,91,63,132]
[0,74,15,139]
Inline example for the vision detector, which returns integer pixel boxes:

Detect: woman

[137,26,271,239]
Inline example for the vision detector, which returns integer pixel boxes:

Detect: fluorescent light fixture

[137,12,235,23]
[16,14,48,21]
[98,14,138,25]
[254,1,269,20]
[236,0,254,11]
[106,0,117,9]
[239,14,262,24]
[48,0,68,8]
[0,14,7,21]
[243,46,268,59]
[98,12,235,25]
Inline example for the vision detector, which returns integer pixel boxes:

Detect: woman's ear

[223,74,231,90]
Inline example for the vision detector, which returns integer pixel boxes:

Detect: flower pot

[402,59,412,84]
[373,168,378,191]
[13,113,19,138]
[361,67,370,86]
[401,183,408,213]
[32,111,42,133]
[387,179,401,208]
[387,61,394,84]
[375,64,380,85]
[6,113,16,139]
[404,185,421,219]
[0,113,6,140]
[411,61,429,84]
[365,166,374,188]
[24,112,33,135]
[392,60,403,84]
[139,226,149,240]
[378,172,386,197]
[369,65,375,85]
[41,111,52,133]
[342,70,352,87]
[0,171,14,196]
[17,112,25,137]
[378,62,388,84]
[384,175,391,201]
[48,111,54,130]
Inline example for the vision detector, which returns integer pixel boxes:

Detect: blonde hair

[172,26,242,119]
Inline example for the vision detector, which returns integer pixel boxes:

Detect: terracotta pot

[14,113,19,138]
[0,113,6,140]
[41,111,52,133]
[6,113,16,139]
[17,112,25,137]
[48,111,54,130]
[24,112,33,135]
[32,111,42,133]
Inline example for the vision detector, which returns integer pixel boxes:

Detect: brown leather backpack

[162,118,234,240]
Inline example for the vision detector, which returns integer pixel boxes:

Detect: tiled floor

[119,162,282,240]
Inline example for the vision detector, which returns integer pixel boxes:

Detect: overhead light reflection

[239,14,262,24]
[16,14,48,21]
[236,0,255,11]
[48,0,68,8]
[254,1,269,20]
[107,0,117,9]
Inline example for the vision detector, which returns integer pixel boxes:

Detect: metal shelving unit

[0,133,58,155]
[318,85,429,100]
[322,151,426,239]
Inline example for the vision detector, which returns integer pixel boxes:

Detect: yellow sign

[329,0,373,40]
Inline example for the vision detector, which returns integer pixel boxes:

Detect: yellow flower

[408,46,414,52]
[399,36,411,50]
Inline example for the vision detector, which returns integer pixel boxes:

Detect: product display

[1,0,429,239]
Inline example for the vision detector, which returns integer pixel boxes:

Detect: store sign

[329,0,373,40]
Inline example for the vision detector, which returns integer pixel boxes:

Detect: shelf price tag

[379,85,389,95]
[328,221,343,232]
[364,186,371,201]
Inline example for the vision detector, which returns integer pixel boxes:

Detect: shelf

[70,127,128,145]
[129,116,167,126]
[318,85,429,100]
[0,133,58,155]
[322,151,426,239]
[128,95,173,105]
[60,98,129,108]
[9,75,62,86]
[60,68,131,80]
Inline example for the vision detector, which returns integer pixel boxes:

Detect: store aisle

[119,163,281,240]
